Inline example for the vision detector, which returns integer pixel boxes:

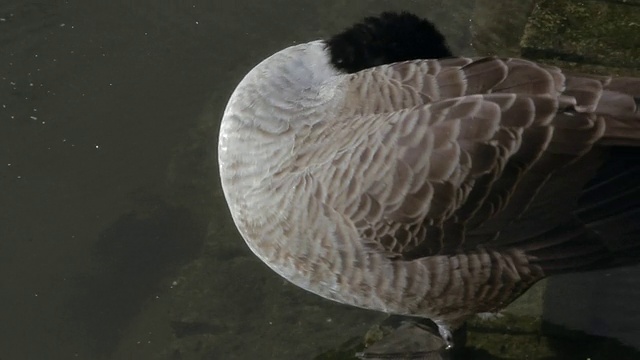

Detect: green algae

[521,0,640,70]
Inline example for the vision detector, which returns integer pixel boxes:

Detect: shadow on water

[68,197,204,355]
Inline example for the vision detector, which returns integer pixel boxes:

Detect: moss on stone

[521,0,640,69]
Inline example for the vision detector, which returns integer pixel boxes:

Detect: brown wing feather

[300,57,639,318]
[323,57,615,260]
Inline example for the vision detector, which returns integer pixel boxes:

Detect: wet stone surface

[521,0,640,71]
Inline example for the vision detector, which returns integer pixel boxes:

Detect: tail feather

[521,147,640,275]
[564,74,640,146]
[607,77,640,97]
[597,77,640,146]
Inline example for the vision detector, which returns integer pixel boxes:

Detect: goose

[218,11,640,347]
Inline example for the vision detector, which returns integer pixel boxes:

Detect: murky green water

[1,1,639,359]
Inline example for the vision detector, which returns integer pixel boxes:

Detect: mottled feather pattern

[277,57,581,318]
[219,30,640,334]
[309,59,586,254]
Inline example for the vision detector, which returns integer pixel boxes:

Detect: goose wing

[309,57,624,269]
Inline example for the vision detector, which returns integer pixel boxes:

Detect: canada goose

[218,11,640,347]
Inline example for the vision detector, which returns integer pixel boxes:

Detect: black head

[325,12,452,74]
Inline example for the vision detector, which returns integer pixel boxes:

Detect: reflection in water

[70,199,203,355]
[0,0,639,359]
[545,265,640,350]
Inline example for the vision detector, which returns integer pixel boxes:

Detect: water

[0,1,638,359]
